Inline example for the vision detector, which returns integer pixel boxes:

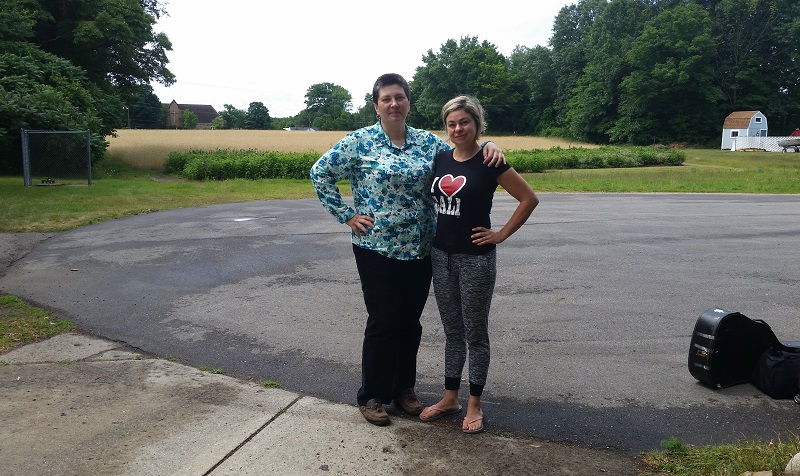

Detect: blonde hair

[441,95,487,140]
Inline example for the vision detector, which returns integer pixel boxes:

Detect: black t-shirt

[431,149,511,254]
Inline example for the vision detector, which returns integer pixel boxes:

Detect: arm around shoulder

[481,141,507,167]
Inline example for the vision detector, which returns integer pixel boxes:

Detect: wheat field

[106,129,592,170]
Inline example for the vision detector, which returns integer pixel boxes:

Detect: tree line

[512,0,800,146]
[1,0,173,172]
[208,83,374,132]
[2,0,798,174]
[235,0,800,147]
[341,0,798,147]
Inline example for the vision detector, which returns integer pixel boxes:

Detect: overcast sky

[150,1,573,118]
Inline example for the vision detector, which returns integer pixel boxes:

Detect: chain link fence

[21,130,92,186]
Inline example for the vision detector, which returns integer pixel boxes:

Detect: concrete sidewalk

[0,332,641,475]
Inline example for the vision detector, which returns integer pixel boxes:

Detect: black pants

[353,245,432,406]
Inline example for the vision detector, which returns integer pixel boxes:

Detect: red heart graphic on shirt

[438,174,466,197]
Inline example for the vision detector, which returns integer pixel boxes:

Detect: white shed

[721,110,768,149]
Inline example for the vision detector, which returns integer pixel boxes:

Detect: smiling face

[373,84,410,126]
[445,109,478,148]
[440,96,486,148]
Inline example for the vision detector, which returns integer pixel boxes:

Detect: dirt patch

[394,418,645,475]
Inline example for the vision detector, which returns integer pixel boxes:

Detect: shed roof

[722,110,761,129]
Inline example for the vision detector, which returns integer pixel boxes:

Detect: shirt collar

[374,121,420,151]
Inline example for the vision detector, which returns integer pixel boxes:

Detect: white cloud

[150,0,572,118]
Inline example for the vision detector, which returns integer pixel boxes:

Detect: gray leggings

[431,247,496,394]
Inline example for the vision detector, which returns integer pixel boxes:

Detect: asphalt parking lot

[2,193,799,453]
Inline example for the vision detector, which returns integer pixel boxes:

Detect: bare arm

[481,141,507,167]
[471,169,538,246]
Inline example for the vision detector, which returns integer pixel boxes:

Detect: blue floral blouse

[310,121,451,260]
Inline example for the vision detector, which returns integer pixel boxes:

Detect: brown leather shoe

[359,398,390,426]
[394,388,423,415]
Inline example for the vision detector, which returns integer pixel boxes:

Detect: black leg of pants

[353,245,432,406]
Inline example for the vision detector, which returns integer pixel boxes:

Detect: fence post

[21,130,31,187]
[85,130,92,185]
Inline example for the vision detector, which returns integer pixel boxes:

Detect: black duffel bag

[751,343,800,400]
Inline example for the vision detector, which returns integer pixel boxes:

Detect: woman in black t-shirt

[419,96,539,434]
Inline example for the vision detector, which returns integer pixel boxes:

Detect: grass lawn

[2,148,798,233]
[0,295,75,355]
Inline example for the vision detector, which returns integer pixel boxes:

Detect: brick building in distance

[164,100,219,129]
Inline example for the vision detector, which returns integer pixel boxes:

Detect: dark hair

[372,73,410,104]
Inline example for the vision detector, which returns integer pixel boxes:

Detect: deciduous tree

[548,0,607,131]
[181,110,198,129]
[127,87,165,129]
[353,93,377,129]
[566,0,654,143]
[410,36,524,131]
[611,4,720,144]
[303,83,353,130]
[0,42,113,172]
[245,102,272,130]
[509,46,557,134]
[31,0,174,105]
[0,0,173,171]
[220,104,246,129]
[710,0,800,133]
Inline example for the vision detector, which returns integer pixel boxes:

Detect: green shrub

[163,151,192,174]
[507,146,685,173]
[505,151,548,172]
[165,146,685,180]
[165,150,319,180]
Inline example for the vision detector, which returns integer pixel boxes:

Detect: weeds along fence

[164,146,685,181]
